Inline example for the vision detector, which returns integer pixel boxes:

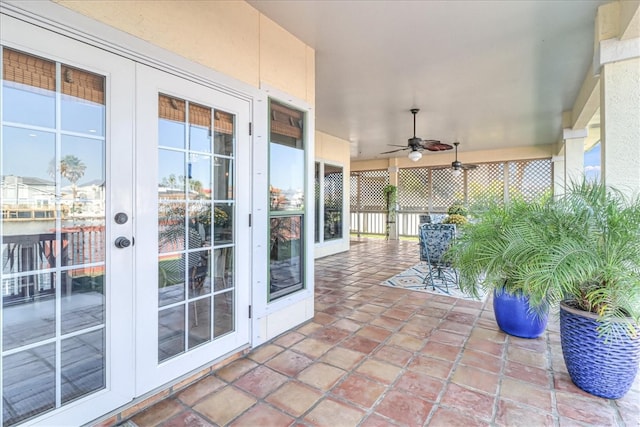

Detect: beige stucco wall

[56,0,315,105]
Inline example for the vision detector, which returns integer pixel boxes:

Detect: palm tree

[59,155,86,213]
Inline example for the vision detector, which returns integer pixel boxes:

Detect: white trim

[252,84,315,343]
[563,128,588,140]
[594,36,640,75]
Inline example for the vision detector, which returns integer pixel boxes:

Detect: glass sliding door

[268,100,306,301]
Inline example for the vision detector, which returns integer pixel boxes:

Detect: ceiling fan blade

[462,164,478,170]
[380,147,409,154]
[422,141,454,152]
[387,144,410,148]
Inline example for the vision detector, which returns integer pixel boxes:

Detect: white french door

[134,64,251,393]
[1,15,135,426]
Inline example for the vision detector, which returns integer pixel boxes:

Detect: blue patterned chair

[418,223,458,292]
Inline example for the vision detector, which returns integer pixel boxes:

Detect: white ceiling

[248,0,606,161]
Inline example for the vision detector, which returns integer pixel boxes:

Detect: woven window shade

[189,103,211,128]
[3,48,55,92]
[214,110,233,135]
[159,94,186,123]
[271,101,303,139]
[61,65,105,105]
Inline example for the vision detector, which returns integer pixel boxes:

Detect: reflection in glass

[158,254,186,307]
[213,247,233,291]
[188,298,211,348]
[158,149,186,196]
[213,157,233,201]
[158,305,185,362]
[188,249,210,298]
[61,269,104,334]
[315,162,320,243]
[2,274,56,350]
[214,203,233,245]
[158,94,186,149]
[188,201,211,244]
[61,330,105,404]
[188,153,212,199]
[2,343,56,426]
[214,291,233,338]
[269,143,304,211]
[324,165,343,241]
[2,126,55,182]
[157,95,236,359]
[159,202,186,253]
[270,215,303,300]
[213,110,234,156]
[1,47,109,424]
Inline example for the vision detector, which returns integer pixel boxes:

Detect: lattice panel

[431,168,464,212]
[509,159,552,202]
[398,168,429,211]
[324,165,343,209]
[350,170,389,210]
[467,163,505,206]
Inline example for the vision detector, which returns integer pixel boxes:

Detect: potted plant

[508,181,640,399]
[445,195,550,339]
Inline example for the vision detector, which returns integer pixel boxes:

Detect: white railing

[350,210,447,237]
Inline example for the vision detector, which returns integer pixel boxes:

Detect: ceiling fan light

[408,150,422,162]
[452,168,462,177]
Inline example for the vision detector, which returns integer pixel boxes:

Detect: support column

[552,152,566,197]
[600,57,640,196]
[594,1,640,197]
[388,162,399,240]
[563,128,587,189]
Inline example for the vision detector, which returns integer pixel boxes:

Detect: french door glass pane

[157,94,236,363]
[1,47,107,425]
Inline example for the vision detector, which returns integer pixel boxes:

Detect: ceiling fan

[380,108,453,161]
[449,142,477,176]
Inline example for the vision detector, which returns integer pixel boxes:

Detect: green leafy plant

[445,195,549,311]
[509,181,640,338]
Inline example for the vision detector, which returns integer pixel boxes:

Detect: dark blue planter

[560,301,640,399]
[493,288,548,338]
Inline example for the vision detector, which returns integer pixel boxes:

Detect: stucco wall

[56,0,315,105]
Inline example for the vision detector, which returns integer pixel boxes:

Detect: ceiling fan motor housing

[451,160,462,170]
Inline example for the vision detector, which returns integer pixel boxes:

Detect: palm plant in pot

[445,195,551,339]
[509,181,640,399]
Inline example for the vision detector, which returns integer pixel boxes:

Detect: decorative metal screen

[324,165,343,241]
[508,159,552,202]
[350,170,389,211]
[431,168,464,212]
[398,168,429,211]
[467,163,505,206]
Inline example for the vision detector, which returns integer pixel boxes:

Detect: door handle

[114,236,132,249]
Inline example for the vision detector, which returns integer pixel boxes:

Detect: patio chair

[418,223,458,293]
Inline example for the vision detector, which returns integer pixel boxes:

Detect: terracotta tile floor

[123,238,640,427]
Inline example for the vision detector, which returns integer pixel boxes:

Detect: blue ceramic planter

[560,301,640,399]
[493,288,548,338]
